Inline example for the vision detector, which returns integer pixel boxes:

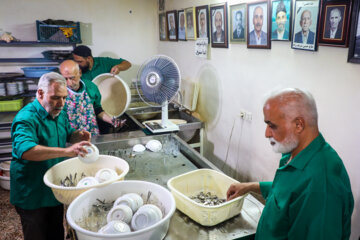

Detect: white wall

[160,0,360,239]
[0,0,158,83]
[1,0,359,238]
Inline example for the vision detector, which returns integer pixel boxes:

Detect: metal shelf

[0,41,75,63]
[0,41,76,47]
[0,58,61,63]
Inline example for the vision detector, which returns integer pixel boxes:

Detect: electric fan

[136,55,180,133]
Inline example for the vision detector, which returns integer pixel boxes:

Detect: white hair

[37,72,66,97]
[264,88,318,126]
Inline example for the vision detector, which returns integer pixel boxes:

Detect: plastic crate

[167,169,246,226]
[36,20,82,43]
[0,98,23,112]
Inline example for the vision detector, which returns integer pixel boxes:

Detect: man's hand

[110,61,131,75]
[70,130,91,143]
[112,117,127,128]
[64,141,91,157]
[226,182,260,201]
[110,65,121,75]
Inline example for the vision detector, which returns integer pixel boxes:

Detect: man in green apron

[227,88,354,239]
[10,72,91,240]
[60,60,122,136]
[72,45,131,82]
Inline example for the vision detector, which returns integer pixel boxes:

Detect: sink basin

[126,106,203,142]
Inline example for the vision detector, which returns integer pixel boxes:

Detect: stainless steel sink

[126,105,203,142]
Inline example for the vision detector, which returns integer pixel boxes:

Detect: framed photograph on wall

[247,1,271,49]
[166,10,178,41]
[159,0,165,11]
[178,10,186,41]
[196,5,209,41]
[185,7,197,40]
[347,0,360,63]
[291,0,320,51]
[159,13,167,41]
[230,3,247,43]
[210,3,228,48]
[318,0,352,47]
[271,0,292,41]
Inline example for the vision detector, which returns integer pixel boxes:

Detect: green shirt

[81,56,125,82]
[257,133,353,240]
[10,99,75,210]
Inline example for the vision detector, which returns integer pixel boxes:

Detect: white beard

[269,134,299,154]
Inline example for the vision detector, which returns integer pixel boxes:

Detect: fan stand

[142,100,179,133]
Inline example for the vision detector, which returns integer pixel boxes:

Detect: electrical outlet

[239,110,252,121]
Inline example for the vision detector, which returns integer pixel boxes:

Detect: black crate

[36,20,82,43]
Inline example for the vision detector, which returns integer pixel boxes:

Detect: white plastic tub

[67,180,176,240]
[43,155,129,205]
[167,169,246,226]
[0,175,10,190]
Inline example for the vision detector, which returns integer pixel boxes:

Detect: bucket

[43,155,129,205]
[67,180,176,240]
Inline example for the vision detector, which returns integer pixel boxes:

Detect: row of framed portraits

[159,0,358,55]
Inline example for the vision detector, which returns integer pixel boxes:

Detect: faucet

[173,91,185,111]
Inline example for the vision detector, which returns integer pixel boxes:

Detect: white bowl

[78,144,99,164]
[107,205,133,224]
[67,180,176,240]
[114,193,143,212]
[145,140,162,152]
[131,204,163,231]
[43,155,129,205]
[95,168,118,183]
[76,177,99,187]
[0,175,10,190]
[99,220,131,234]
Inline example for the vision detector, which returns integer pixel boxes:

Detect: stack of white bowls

[0,83,6,96]
[6,82,18,96]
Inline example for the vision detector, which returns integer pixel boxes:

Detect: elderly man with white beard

[226,88,354,240]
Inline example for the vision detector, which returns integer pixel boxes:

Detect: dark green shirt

[10,99,75,210]
[257,133,354,240]
[81,56,125,82]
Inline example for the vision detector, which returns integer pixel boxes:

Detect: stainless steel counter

[92,133,263,240]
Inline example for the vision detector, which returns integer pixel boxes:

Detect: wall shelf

[0,41,75,63]
[0,41,76,47]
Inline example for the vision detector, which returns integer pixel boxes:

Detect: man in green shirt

[11,72,91,240]
[60,60,122,135]
[72,45,131,82]
[227,88,354,239]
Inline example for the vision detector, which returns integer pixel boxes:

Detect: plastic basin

[67,180,176,240]
[43,155,129,205]
[167,169,246,226]
[21,67,59,78]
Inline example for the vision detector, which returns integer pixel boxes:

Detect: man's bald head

[264,88,318,127]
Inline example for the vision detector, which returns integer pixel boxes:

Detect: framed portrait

[318,0,352,47]
[210,3,228,48]
[247,1,271,49]
[347,0,360,63]
[185,7,196,40]
[159,0,165,11]
[159,13,167,41]
[230,3,247,43]
[291,0,320,51]
[178,10,186,41]
[271,0,292,41]
[166,10,178,41]
[196,5,209,41]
